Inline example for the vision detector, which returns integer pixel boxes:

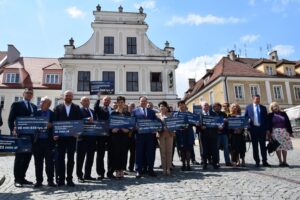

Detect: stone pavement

[0,138,300,200]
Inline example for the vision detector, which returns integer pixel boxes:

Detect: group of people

[5,88,294,188]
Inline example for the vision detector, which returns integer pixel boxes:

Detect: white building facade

[59,5,179,108]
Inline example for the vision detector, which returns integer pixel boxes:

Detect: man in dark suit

[32,96,56,188]
[245,95,271,167]
[132,96,158,178]
[8,88,37,187]
[94,95,114,179]
[53,90,82,186]
[76,96,97,182]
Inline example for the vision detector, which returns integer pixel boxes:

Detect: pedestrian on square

[267,102,293,167]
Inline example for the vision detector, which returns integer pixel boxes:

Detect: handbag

[267,138,280,154]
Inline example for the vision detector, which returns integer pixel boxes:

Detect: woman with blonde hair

[267,102,293,167]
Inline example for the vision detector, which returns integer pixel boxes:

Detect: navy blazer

[132,107,157,120]
[8,100,38,133]
[244,103,268,132]
[53,103,82,121]
[80,107,96,120]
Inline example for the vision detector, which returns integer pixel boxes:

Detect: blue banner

[90,81,114,95]
[16,117,48,135]
[53,120,84,137]
[81,120,109,136]
[109,115,136,129]
[202,115,224,128]
[177,112,200,125]
[227,116,247,129]
[164,117,187,132]
[0,136,32,153]
[137,119,162,134]
[193,105,202,115]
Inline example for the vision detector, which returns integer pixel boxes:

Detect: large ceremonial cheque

[0,136,32,153]
[90,81,114,95]
[227,116,247,129]
[202,115,224,128]
[82,120,109,136]
[177,112,200,125]
[16,117,48,134]
[53,120,84,136]
[136,119,162,134]
[109,115,136,129]
[165,117,186,132]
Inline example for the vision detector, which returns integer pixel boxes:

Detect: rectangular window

[266,66,273,75]
[6,73,20,83]
[103,71,115,92]
[209,91,214,104]
[234,85,244,99]
[77,71,90,91]
[14,96,23,102]
[250,84,260,97]
[45,74,59,84]
[294,86,300,100]
[150,72,162,92]
[127,37,137,54]
[273,85,283,99]
[104,37,114,54]
[286,67,293,76]
[0,96,4,109]
[126,72,139,91]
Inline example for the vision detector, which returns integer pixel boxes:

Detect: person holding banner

[156,101,174,176]
[174,100,195,171]
[110,96,131,179]
[267,102,293,167]
[8,88,37,187]
[245,95,271,167]
[53,90,82,187]
[76,96,97,182]
[228,103,246,167]
[32,96,56,188]
[94,95,114,179]
[133,96,158,178]
[200,102,219,170]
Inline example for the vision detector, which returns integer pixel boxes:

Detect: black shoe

[148,171,157,177]
[192,161,200,165]
[84,176,96,181]
[67,181,75,187]
[34,182,43,188]
[57,181,65,187]
[48,182,57,187]
[213,164,220,169]
[141,169,148,174]
[22,179,33,185]
[135,172,142,179]
[263,162,271,167]
[255,163,260,167]
[181,165,186,171]
[14,181,23,187]
[202,164,207,170]
[97,175,104,180]
[226,162,233,166]
[78,177,85,183]
[186,166,192,171]
[107,173,116,179]
[283,162,290,167]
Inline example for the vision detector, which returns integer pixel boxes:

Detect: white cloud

[176,54,224,98]
[166,14,243,26]
[66,6,85,19]
[240,34,260,43]
[273,44,295,57]
[134,0,156,9]
[249,0,256,6]
[112,0,125,3]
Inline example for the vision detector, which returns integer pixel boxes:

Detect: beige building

[184,50,300,112]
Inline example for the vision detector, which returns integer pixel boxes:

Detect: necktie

[143,108,146,117]
[27,101,32,113]
[256,105,260,125]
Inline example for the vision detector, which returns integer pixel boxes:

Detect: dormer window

[266,66,273,75]
[6,73,20,83]
[45,74,59,84]
[204,76,210,84]
[286,67,293,76]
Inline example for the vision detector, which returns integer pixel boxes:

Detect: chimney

[269,50,278,61]
[228,50,237,61]
[7,44,20,64]
[188,78,196,89]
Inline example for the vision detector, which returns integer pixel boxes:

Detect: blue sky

[0,0,299,97]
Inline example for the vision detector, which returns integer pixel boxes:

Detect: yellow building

[184,50,300,112]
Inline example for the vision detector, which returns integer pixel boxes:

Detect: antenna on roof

[259,46,263,58]
[234,44,237,52]
[244,44,247,57]
[204,61,207,70]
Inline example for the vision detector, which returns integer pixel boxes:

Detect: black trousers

[250,126,267,164]
[111,131,129,170]
[127,132,136,170]
[57,137,76,183]
[14,152,32,182]
[201,130,218,165]
[76,136,96,178]
[33,139,55,183]
[96,136,113,176]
